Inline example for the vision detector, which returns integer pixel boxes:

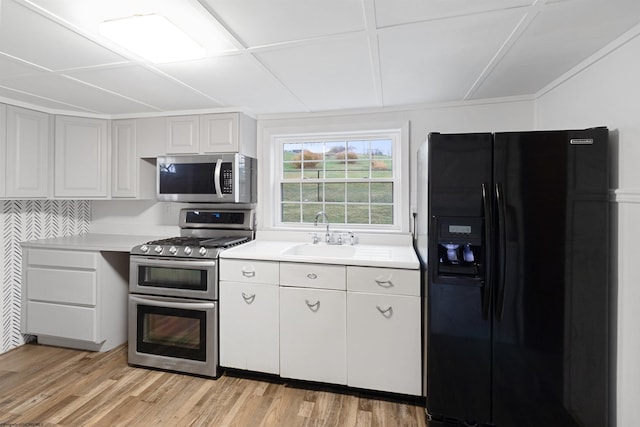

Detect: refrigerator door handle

[495,182,507,321]
[481,183,492,320]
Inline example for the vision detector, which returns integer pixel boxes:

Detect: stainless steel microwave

[157,154,256,203]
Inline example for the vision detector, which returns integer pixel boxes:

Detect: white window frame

[259,120,410,234]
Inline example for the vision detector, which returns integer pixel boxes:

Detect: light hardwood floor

[0,343,427,426]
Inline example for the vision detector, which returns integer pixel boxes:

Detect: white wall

[257,98,535,231]
[536,27,640,427]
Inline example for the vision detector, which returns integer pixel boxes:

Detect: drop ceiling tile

[158,54,309,114]
[472,0,640,98]
[374,0,534,28]
[1,73,157,114]
[0,85,96,112]
[63,65,223,111]
[0,53,48,79]
[255,35,377,112]
[200,0,366,47]
[378,9,526,106]
[0,0,126,71]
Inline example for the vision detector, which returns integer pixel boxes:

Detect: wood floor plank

[0,343,426,426]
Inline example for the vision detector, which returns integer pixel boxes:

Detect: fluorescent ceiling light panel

[99,14,205,63]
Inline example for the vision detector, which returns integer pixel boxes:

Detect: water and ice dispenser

[436,217,483,277]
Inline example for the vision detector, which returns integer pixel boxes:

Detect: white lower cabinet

[219,281,279,374]
[279,287,347,384]
[346,292,422,395]
[21,248,129,351]
[219,258,421,396]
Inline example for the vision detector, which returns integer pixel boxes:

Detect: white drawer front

[219,259,279,284]
[280,262,346,290]
[27,249,97,270]
[347,266,420,296]
[27,267,96,306]
[27,301,97,342]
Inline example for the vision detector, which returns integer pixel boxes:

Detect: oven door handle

[130,295,216,310]
[130,256,216,269]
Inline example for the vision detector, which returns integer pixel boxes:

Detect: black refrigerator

[415,128,611,427]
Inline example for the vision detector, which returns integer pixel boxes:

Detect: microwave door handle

[214,158,223,199]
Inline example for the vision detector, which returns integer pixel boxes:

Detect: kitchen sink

[282,243,357,258]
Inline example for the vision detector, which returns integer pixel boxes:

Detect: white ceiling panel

[0,73,158,114]
[0,53,47,78]
[0,85,96,112]
[255,35,378,112]
[374,0,534,28]
[0,0,639,116]
[200,0,366,47]
[378,9,527,106]
[63,64,223,111]
[0,0,126,71]
[158,54,309,114]
[472,0,640,99]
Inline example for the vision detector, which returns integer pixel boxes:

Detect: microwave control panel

[221,163,232,194]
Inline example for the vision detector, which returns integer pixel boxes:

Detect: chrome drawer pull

[374,278,394,288]
[376,305,393,318]
[242,292,255,304]
[241,270,256,277]
[306,273,318,279]
[305,299,320,312]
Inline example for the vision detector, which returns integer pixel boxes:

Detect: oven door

[128,294,218,377]
[130,255,217,299]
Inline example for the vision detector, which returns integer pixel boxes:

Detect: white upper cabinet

[111,120,136,198]
[54,116,108,198]
[111,119,155,199]
[4,106,50,198]
[166,115,199,154]
[166,113,256,156]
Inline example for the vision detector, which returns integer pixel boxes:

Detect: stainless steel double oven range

[128,208,254,377]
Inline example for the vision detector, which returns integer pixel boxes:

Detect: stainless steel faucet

[314,211,331,243]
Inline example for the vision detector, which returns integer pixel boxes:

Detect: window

[272,128,404,230]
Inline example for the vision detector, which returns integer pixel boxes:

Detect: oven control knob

[154,245,163,254]
[184,246,193,255]
[140,245,149,253]
[198,247,208,257]
[169,246,177,255]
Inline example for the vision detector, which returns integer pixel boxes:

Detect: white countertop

[220,239,420,269]
[20,233,166,252]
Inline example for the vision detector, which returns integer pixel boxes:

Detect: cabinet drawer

[219,259,279,284]
[27,249,97,270]
[347,266,419,296]
[27,301,97,342]
[280,262,346,290]
[27,267,96,305]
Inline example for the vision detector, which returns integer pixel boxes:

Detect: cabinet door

[111,120,136,198]
[6,106,50,198]
[166,115,199,154]
[347,292,421,395]
[200,113,238,153]
[219,281,279,374]
[54,116,108,198]
[280,287,346,384]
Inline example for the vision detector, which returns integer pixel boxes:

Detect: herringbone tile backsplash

[0,200,90,354]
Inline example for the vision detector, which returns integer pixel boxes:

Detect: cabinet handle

[241,269,256,277]
[376,305,393,318]
[305,299,320,312]
[242,292,256,304]
[306,273,318,279]
[374,279,394,288]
